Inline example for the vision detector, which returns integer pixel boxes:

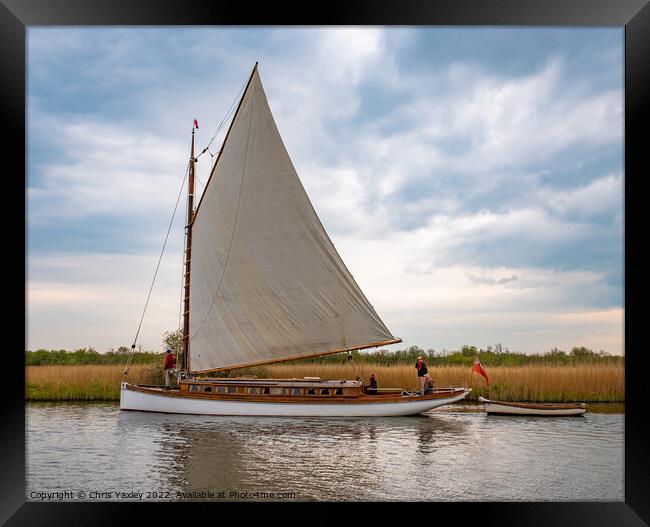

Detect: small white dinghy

[478,396,586,416]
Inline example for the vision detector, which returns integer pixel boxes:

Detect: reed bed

[25,363,624,402]
[26,364,161,401]
[464,364,625,403]
[264,363,624,402]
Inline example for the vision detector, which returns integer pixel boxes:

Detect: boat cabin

[178,378,363,398]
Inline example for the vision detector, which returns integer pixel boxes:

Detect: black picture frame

[4,1,648,525]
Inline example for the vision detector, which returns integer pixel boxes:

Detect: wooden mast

[182,121,197,371]
[180,64,260,376]
[180,65,259,375]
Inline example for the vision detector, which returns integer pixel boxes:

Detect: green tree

[570,346,596,361]
[163,328,184,355]
[461,345,478,358]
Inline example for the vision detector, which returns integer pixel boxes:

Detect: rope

[188,73,246,212]
[123,162,190,376]
[194,173,205,191]
[196,74,248,164]
[347,352,362,382]
[125,69,251,377]
[189,80,256,342]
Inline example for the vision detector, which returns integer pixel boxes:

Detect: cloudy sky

[27,27,624,355]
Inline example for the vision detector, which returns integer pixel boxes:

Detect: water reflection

[114,412,473,501]
[27,403,624,502]
[414,415,469,455]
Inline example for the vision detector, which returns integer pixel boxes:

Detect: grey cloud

[466,274,519,286]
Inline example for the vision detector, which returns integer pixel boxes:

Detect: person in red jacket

[164,348,177,389]
[415,356,428,393]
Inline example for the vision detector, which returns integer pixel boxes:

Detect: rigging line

[124,161,190,375]
[196,75,249,160]
[348,352,362,382]
[196,106,233,163]
[189,81,257,342]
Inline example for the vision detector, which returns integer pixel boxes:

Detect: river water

[26,402,624,502]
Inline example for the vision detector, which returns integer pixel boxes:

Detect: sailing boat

[120,63,471,416]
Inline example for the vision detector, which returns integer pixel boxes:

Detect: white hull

[120,383,471,417]
[478,396,586,416]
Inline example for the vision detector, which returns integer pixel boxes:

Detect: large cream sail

[188,67,399,373]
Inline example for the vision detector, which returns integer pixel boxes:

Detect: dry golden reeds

[25,364,161,400]
[25,363,624,402]
[264,363,623,402]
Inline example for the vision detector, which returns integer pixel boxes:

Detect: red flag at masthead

[193,118,199,129]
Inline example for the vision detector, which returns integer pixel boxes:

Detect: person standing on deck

[164,349,177,389]
[415,356,428,393]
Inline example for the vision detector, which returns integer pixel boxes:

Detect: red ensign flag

[193,118,199,129]
[472,357,489,385]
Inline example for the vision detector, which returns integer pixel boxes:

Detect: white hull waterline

[121,382,471,417]
[478,396,586,416]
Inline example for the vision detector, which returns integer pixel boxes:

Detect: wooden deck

[125,378,467,405]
